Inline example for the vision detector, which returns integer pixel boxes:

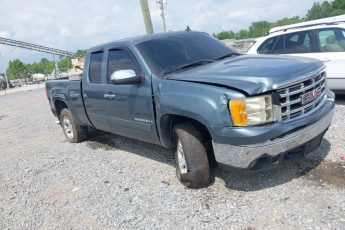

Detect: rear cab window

[89,51,103,83]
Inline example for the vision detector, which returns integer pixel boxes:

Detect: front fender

[154,78,244,146]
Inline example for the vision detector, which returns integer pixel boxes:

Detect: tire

[173,123,211,189]
[60,108,88,143]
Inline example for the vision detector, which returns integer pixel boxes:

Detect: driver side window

[107,49,140,82]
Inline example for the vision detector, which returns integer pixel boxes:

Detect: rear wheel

[60,108,88,143]
[173,123,211,189]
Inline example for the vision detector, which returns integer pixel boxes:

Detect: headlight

[229,95,274,127]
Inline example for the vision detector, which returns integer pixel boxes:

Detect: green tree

[214,0,345,41]
[331,0,345,15]
[214,31,233,40]
[58,58,73,72]
[26,58,55,75]
[76,49,87,57]
[248,21,271,38]
[6,59,27,80]
[306,1,333,20]
[235,29,250,39]
[27,62,43,74]
[6,56,76,78]
[274,16,305,27]
[332,0,345,10]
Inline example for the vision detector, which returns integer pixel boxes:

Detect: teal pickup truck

[46,31,335,188]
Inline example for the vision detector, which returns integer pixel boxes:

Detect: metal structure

[0,36,77,89]
[0,36,76,56]
[157,0,167,32]
[140,0,154,34]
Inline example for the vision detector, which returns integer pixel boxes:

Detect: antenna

[156,0,167,32]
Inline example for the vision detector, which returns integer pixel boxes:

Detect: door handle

[104,93,116,99]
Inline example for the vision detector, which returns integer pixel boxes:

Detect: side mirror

[110,69,142,85]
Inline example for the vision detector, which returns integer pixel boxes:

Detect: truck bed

[46,79,92,127]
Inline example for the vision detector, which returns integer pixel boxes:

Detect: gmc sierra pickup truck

[46,31,335,188]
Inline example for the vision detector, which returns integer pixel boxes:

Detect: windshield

[135,32,236,76]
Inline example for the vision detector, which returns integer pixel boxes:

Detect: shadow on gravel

[335,94,345,105]
[86,131,174,166]
[0,114,8,120]
[213,139,344,191]
[85,131,343,191]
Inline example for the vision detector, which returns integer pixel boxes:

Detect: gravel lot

[1,88,345,229]
[0,83,45,96]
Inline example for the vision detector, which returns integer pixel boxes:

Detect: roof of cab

[89,31,204,51]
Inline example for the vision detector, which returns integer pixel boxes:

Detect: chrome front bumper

[212,101,335,169]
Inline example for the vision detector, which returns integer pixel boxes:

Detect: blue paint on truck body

[46,31,335,168]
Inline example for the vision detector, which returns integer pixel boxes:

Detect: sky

[0,0,324,71]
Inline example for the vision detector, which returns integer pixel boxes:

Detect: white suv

[247,15,345,94]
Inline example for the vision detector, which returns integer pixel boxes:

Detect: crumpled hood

[167,55,324,95]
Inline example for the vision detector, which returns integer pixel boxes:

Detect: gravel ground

[0,83,45,96]
[0,88,345,229]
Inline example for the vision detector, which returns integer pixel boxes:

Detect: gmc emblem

[301,88,321,105]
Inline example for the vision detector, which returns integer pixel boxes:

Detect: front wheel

[173,123,211,189]
[60,108,88,143]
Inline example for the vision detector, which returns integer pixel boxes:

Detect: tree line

[6,50,87,80]
[213,0,345,40]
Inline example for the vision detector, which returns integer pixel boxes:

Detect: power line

[0,37,76,79]
[0,37,75,56]
[0,46,17,59]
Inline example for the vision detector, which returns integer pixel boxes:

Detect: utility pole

[140,0,154,35]
[4,71,9,91]
[0,51,10,91]
[53,53,59,78]
[157,0,167,32]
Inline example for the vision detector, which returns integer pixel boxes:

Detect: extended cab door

[82,50,110,131]
[98,46,159,144]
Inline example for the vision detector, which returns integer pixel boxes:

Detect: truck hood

[167,55,324,95]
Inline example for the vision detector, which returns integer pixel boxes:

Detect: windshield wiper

[162,59,215,77]
[214,52,241,60]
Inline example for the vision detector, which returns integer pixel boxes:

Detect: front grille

[277,72,326,121]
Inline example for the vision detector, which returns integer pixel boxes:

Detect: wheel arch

[54,99,68,119]
[160,114,213,147]
[159,114,217,167]
[161,114,217,171]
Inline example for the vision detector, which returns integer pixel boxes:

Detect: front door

[101,47,159,144]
